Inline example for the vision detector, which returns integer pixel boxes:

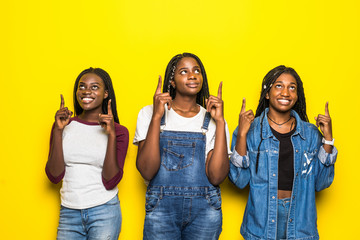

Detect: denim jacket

[229,108,337,240]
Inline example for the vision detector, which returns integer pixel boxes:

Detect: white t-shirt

[133,105,231,160]
[61,119,118,209]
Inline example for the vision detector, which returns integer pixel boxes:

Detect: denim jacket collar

[260,108,306,141]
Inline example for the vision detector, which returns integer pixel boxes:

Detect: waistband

[147,186,220,196]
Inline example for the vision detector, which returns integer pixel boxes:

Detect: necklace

[267,114,292,128]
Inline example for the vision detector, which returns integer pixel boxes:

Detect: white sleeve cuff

[230,149,250,168]
[318,145,338,166]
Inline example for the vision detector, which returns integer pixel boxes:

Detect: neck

[267,108,292,123]
[78,109,102,123]
[267,108,295,133]
[172,96,199,117]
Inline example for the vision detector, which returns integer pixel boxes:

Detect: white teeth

[278,99,290,103]
[82,98,94,103]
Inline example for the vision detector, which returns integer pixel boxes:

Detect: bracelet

[322,137,335,146]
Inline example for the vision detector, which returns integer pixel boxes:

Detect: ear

[171,80,176,89]
[104,90,109,99]
[265,92,269,99]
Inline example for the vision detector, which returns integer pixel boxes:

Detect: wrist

[215,118,225,125]
[322,137,335,146]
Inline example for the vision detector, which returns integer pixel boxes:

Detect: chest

[62,122,108,166]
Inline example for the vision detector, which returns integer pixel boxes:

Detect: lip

[80,97,95,104]
[277,99,291,105]
[186,82,200,88]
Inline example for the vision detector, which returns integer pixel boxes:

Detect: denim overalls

[143,112,222,240]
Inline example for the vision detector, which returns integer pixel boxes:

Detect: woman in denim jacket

[229,65,337,240]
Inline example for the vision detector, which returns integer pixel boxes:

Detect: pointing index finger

[217,81,223,99]
[60,94,64,109]
[325,101,329,116]
[155,75,162,94]
[240,98,246,114]
[107,99,112,115]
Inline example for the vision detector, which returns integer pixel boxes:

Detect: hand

[206,82,224,122]
[54,94,73,130]
[99,99,115,135]
[315,102,332,140]
[238,98,254,137]
[153,75,172,119]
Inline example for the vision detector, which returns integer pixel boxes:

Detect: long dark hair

[73,67,120,124]
[254,65,308,173]
[162,53,209,108]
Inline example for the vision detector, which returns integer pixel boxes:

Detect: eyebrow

[178,66,200,71]
[78,81,101,85]
[274,80,297,85]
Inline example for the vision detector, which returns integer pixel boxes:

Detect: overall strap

[201,112,212,134]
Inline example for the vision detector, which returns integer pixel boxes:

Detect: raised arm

[205,82,229,185]
[228,98,254,189]
[136,76,172,181]
[46,94,73,182]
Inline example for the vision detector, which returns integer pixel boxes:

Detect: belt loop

[160,187,163,199]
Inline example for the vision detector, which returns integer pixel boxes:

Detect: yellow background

[1,0,359,239]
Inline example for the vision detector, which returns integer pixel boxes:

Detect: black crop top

[270,125,296,191]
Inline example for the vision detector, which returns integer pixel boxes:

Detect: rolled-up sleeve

[318,145,338,166]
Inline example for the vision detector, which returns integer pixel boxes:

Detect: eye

[194,69,200,74]
[275,84,282,89]
[91,85,99,90]
[180,70,187,75]
[289,85,296,90]
[78,85,85,90]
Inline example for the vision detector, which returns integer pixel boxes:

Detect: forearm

[235,130,247,156]
[206,120,229,185]
[46,129,65,178]
[136,117,161,181]
[102,134,119,180]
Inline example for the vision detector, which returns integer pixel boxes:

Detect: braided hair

[73,67,120,124]
[254,65,308,172]
[162,53,210,108]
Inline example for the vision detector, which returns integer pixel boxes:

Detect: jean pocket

[161,141,195,171]
[145,192,162,213]
[206,191,222,210]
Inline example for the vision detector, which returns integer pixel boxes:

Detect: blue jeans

[277,198,290,240]
[57,194,121,240]
[143,187,222,240]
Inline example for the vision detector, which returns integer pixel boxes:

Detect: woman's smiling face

[266,73,298,114]
[76,73,108,113]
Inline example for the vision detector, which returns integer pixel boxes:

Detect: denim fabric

[229,109,338,240]
[277,198,291,240]
[143,112,222,239]
[57,194,121,240]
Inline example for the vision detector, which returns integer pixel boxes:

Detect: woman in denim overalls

[134,53,230,239]
[229,65,337,240]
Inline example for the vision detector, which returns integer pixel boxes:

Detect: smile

[277,99,291,105]
[81,97,95,103]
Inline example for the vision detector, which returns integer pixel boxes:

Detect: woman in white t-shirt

[134,53,230,240]
[46,67,129,240]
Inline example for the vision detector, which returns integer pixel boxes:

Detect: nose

[82,88,91,95]
[281,87,289,96]
[188,72,196,80]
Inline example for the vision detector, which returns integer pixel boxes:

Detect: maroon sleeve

[102,123,129,190]
[45,123,66,184]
